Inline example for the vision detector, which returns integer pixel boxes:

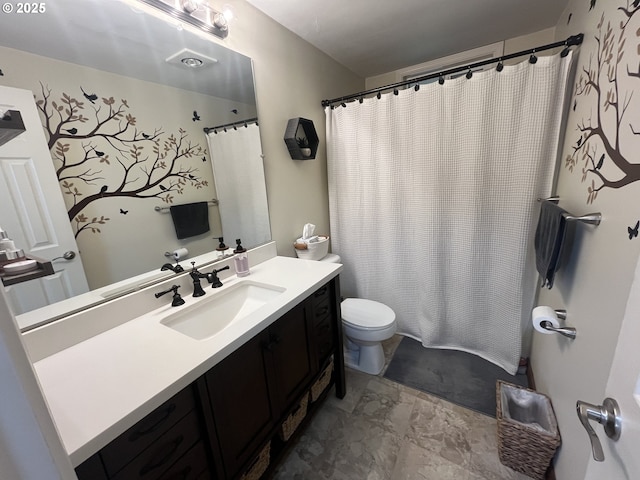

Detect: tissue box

[294,235,329,261]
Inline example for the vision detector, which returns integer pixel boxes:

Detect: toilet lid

[341,298,396,328]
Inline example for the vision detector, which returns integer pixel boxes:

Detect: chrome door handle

[576,398,621,462]
[51,250,76,262]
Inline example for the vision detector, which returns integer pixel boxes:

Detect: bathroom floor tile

[274,361,530,480]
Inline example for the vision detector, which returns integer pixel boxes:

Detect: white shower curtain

[206,124,270,249]
[326,53,573,374]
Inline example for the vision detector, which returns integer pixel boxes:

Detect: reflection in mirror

[0,0,270,321]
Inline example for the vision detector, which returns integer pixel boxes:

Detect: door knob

[51,250,76,262]
[576,398,621,462]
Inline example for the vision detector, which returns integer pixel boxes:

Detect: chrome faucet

[154,284,185,307]
[189,262,208,297]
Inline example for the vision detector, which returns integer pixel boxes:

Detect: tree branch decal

[35,85,209,237]
[565,2,640,203]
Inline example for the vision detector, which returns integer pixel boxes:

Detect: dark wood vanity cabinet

[75,278,343,480]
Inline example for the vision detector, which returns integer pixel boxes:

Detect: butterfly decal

[628,220,639,240]
[120,208,128,215]
[193,110,200,122]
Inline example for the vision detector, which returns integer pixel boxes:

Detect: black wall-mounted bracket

[284,117,319,160]
[0,110,26,147]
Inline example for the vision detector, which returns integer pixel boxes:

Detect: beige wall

[531,2,640,479]
[214,1,364,256]
[365,28,556,90]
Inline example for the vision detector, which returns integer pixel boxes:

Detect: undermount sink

[160,280,286,340]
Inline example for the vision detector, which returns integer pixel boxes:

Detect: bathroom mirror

[0,0,270,324]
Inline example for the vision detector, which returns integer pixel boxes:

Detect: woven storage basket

[310,356,334,402]
[239,441,270,480]
[496,381,561,479]
[293,235,329,261]
[278,393,309,441]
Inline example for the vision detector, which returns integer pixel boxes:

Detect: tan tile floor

[273,336,530,479]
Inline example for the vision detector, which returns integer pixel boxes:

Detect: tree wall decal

[35,83,209,237]
[565,2,640,203]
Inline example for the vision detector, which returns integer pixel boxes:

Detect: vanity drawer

[111,411,201,480]
[102,387,196,477]
[311,283,330,306]
[156,441,209,480]
[312,296,332,323]
[314,318,334,363]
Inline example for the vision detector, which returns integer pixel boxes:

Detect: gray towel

[534,201,575,289]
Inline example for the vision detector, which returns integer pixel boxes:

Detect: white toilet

[320,254,397,375]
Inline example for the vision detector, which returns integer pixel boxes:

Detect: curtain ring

[393,89,399,95]
[376,92,381,99]
[359,97,364,104]
[529,50,538,64]
[233,125,237,130]
[438,75,445,85]
[465,69,473,79]
[561,40,570,58]
[414,84,420,91]
[341,102,347,108]
[496,59,504,72]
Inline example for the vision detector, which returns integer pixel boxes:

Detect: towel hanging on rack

[169,201,210,239]
[534,201,576,289]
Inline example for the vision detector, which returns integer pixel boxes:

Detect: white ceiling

[246,0,571,77]
[0,0,256,104]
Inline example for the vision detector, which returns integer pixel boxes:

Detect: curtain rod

[321,34,584,108]
[203,117,258,134]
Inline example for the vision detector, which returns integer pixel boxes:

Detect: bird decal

[0,68,4,76]
[573,99,577,111]
[192,110,201,122]
[596,154,605,170]
[589,0,596,11]
[567,13,572,24]
[65,127,78,135]
[231,109,238,114]
[202,156,207,162]
[95,150,105,157]
[633,0,640,8]
[142,133,150,139]
[159,185,167,191]
[576,137,582,147]
[628,221,639,240]
[99,185,108,196]
[80,86,98,104]
[119,208,128,215]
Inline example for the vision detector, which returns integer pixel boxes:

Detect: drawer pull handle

[129,403,177,442]
[139,435,184,476]
[314,287,327,297]
[263,335,281,352]
[162,465,192,480]
[316,306,329,317]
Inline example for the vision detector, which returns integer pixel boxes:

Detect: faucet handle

[154,284,185,306]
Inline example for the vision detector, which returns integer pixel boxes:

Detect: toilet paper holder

[540,309,577,339]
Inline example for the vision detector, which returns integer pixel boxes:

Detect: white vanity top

[29,254,342,467]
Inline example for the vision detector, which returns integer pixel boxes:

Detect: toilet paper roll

[173,247,188,260]
[532,306,560,334]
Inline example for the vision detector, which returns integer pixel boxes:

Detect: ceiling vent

[165,48,218,68]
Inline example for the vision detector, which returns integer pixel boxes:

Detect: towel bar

[154,199,219,213]
[537,197,601,226]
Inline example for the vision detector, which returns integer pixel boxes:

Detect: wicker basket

[496,381,561,479]
[310,356,334,402]
[293,235,329,261]
[278,393,309,441]
[239,441,270,480]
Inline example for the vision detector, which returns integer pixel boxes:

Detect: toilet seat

[341,298,396,330]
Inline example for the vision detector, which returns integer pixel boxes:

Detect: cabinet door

[204,332,277,479]
[268,301,315,411]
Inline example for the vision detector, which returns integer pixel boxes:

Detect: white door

[0,85,89,315]
[582,253,640,479]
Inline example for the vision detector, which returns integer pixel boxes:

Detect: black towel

[169,202,210,239]
[534,201,575,289]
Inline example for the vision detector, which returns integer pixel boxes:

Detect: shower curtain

[206,124,270,249]
[326,52,573,374]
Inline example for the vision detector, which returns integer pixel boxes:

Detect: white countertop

[31,256,342,467]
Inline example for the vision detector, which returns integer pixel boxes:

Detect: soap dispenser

[233,239,250,277]
[215,237,229,258]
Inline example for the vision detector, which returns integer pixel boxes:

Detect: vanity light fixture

[136,0,230,39]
